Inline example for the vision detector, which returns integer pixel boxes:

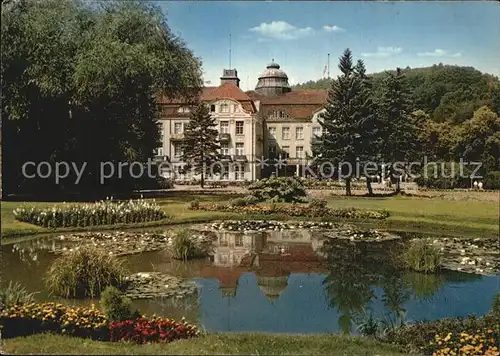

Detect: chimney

[220,69,240,87]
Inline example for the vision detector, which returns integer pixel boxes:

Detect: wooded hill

[294,64,500,124]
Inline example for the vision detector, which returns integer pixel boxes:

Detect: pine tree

[312,49,376,196]
[181,102,221,188]
[378,68,421,193]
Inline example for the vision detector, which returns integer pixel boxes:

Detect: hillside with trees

[294,64,500,124]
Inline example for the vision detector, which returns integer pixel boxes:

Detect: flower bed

[0,302,199,344]
[431,329,499,355]
[13,199,167,228]
[190,202,389,220]
[109,316,198,343]
[0,302,108,339]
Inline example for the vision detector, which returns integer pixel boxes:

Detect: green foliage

[229,197,248,207]
[1,0,202,197]
[100,287,139,322]
[13,199,167,228]
[0,281,38,311]
[169,229,206,260]
[414,162,473,189]
[484,171,500,190]
[247,177,307,203]
[492,293,500,317]
[157,178,174,190]
[188,199,200,210]
[354,312,380,337]
[181,102,221,188]
[45,245,128,298]
[403,240,442,274]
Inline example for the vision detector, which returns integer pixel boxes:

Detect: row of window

[210,103,239,114]
[172,164,245,180]
[171,142,245,158]
[173,121,245,135]
[268,126,321,140]
[268,145,305,159]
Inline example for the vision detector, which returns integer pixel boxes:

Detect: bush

[403,240,442,274]
[0,281,38,311]
[100,287,139,322]
[247,177,307,203]
[229,197,248,207]
[13,199,167,228]
[484,171,500,190]
[414,162,473,189]
[188,199,200,210]
[243,195,259,205]
[0,302,108,339]
[308,198,328,210]
[169,230,206,260]
[157,177,174,189]
[45,245,128,298]
[108,316,198,344]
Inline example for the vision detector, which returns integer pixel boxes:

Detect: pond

[2,225,499,334]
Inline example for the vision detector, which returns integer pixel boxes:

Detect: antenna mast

[229,33,232,69]
[327,53,330,79]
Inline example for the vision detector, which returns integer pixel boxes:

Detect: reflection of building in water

[203,229,327,302]
[213,232,267,267]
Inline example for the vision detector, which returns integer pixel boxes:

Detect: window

[174,122,183,134]
[312,126,321,137]
[173,143,183,158]
[221,142,229,156]
[220,103,229,113]
[268,127,276,139]
[282,146,290,159]
[235,235,243,247]
[220,121,229,134]
[296,126,304,140]
[268,144,276,157]
[296,146,304,158]
[156,147,164,156]
[177,107,190,113]
[210,104,216,112]
[159,127,164,141]
[235,142,244,156]
[233,104,239,112]
[222,165,229,180]
[236,121,244,135]
[234,164,244,180]
[282,127,290,140]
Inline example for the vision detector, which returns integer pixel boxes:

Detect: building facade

[156,61,327,181]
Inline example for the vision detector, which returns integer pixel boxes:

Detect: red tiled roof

[262,104,324,120]
[256,90,328,105]
[201,83,253,101]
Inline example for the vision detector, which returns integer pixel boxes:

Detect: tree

[181,102,221,188]
[312,49,374,196]
[378,68,422,193]
[1,0,202,198]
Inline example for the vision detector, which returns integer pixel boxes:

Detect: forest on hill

[294,64,500,124]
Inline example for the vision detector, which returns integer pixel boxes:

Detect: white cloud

[417,49,462,57]
[249,21,314,40]
[361,47,403,58]
[323,25,346,33]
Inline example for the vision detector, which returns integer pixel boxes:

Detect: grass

[402,240,442,273]
[2,191,498,242]
[1,333,406,355]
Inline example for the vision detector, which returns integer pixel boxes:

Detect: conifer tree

[312,49,377,196]
[378,68,421,193]
[181,102,220,188]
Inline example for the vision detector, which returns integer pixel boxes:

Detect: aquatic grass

[13,198,167,228]
[0,281,38,310]
[169,229,206,261]
[45,245,128,298]
[403,240,442,274]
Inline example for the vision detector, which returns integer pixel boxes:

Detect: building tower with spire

[255,60,292,96]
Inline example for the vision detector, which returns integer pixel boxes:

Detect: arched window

[220,103,229,113]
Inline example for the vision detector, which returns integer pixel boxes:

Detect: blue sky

[157,1,500,90]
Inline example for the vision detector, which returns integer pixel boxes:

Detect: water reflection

[3,228,498,333]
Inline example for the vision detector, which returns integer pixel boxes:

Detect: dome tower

[255,60,291,96]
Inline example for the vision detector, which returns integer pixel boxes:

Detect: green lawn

[1,192,498,241]
[1,333,406,355]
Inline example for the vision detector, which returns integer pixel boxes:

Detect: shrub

[0,302,108,339]
[157,177,174,189]
[484,171,500,190]
[308,198,328,210]
[169,230,206,260]
[403,240,442,273]
[0,281,38,311]
[188,199,200,210]
[243,195,259,205]
[229,197,248,207]
[108,316,198,344]
[45,245,128,298]
[13,199,167,228]
[100,287,139,322]
[247,177,307,203]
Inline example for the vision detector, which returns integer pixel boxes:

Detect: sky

[157,1,500,90]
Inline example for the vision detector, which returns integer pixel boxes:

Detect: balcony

[220,155,232,162]
[170,133,185,141]
[219,133,231,142]
[233,155,248,162]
